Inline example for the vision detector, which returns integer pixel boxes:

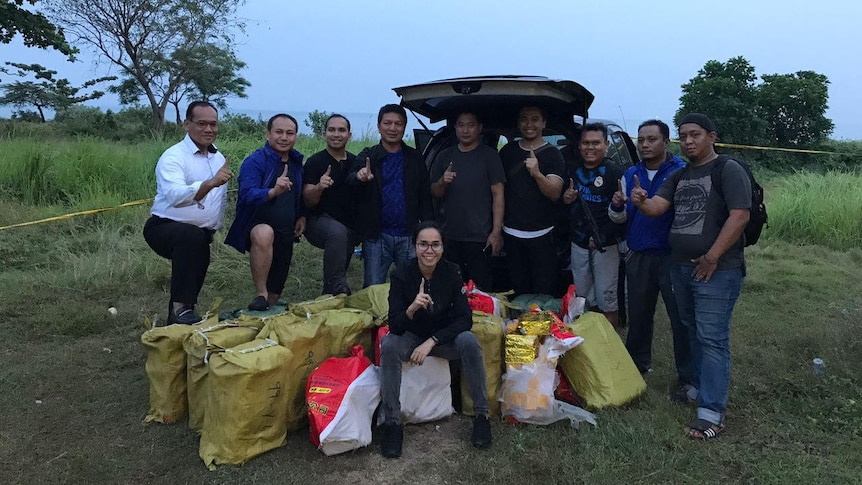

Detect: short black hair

[455,111,482,125]
[325,113,351,132]
[185,101,218,121]
[519,105,547,121]
[267,113,298,132]
[582,122,608,140]
[638,119,670,140]
[377,104,407,125]
[412,221,444,245]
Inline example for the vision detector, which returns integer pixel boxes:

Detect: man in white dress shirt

[143,101,233,325]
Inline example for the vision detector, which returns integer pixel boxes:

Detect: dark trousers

[503,231,557,296]
[445,239,492,291]
[624,250,693,384]
[143,216,213,305]
[303,213,360,295]
[264,229,296,295]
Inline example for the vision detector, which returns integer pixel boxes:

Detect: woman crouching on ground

[379,221,491,458]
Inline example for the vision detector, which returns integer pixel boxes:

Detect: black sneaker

[167,305,202,325]
[381,423,403,458]
[669,385,697,405]
[248,295,270,311]
[471,415,492,448]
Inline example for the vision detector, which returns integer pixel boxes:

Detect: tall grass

[764,171,862,249]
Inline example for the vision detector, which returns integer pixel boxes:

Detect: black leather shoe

[248,295,270,311]
[167,305,202,325]
[471,415,492,448]
[381,423,403,458]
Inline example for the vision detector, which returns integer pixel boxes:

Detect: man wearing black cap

[630,113,751,440]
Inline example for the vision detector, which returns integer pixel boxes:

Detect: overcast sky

[2,0,860,140]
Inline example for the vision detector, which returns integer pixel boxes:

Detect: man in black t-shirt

[430,112,505,290]
[562,123,623,326]
[498,106,565,296]
[302,114,362,295]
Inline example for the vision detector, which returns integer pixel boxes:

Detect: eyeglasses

[193,121,218,129]
[416,241,443,251]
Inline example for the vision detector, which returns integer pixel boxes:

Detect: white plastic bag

[387,356,454,424]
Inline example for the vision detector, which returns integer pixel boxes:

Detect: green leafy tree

[0,0,75,58]
[757,71,834,147]
[675,56,766,144]
[0,62,115,121]
[305,109,330,137]
[45,0,247,131]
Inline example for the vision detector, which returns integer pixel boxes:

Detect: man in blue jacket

[225,114,306,311]
[609,119,692,391]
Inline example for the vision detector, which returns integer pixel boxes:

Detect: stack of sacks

[289,294,348,318]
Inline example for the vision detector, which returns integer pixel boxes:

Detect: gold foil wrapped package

[505,334,538,365]
[517,311,554,335]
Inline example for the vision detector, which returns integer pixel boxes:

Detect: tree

[45,0,247,131]
[757,71,834,147]
[676,56,766,144]
[305,109,330,137]
[0,0,75,58]
[0,62,115,121]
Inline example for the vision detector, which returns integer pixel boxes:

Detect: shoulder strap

[506,142,554,179]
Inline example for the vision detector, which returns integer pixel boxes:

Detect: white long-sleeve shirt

[149,134,228,230]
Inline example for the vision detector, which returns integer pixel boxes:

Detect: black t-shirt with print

[568,159,624,249]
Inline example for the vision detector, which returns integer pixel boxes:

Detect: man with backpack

[630,113,751,441]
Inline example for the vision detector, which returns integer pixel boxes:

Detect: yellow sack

[461,311,504,417]
[317,308,376,357]
[559,312,646,409]
[199,339,292,470]
[183,322,261,433]
[289,294,346,317]
[344,283,390,322]
[257,314,333,431]
[140,315,216,424]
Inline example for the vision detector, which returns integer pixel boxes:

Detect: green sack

[199,339,292,470]
[461,311,504,417]
[183,322,260,433]
[317,308,376,357]
[257,313,333,431]
[509,293,562,315]
[289,294,346,317]
[344,283,390,322]
[140,315,217,424]
[559,312,646,409]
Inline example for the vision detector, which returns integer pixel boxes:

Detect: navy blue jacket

[611,154,685,253]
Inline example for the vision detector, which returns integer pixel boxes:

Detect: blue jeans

[362,233,414,287]
[671,263,742,425]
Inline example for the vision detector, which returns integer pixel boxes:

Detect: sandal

[684,418,725,440]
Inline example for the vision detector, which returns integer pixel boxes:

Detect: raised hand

[440,161,456,185]
[410,278,434,312]
[525,148,539,177]
[612,178,628,207]
[357,157,375,182]
[562,177,578,204]
[318,165,334,190]
[629,175,648,205]
[273,163,293,196]
[212,155,234,186]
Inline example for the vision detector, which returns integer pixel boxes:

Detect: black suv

[393,75,638,294]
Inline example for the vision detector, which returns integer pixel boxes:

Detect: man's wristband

[431,335,439,344]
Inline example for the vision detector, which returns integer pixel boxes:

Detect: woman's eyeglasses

[416,241,443,251]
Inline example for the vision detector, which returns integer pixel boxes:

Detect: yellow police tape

[0,198,153,231]
[675,140,839,155]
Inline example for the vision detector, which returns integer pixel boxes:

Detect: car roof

[393,75,595,125]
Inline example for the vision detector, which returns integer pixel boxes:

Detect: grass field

[1,138,861,484]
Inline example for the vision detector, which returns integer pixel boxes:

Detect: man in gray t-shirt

[631,113,750,442]
[430,112,505,290]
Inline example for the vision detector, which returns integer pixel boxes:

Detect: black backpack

[708,155,768,246]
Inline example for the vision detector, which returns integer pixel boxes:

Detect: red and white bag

[307,345,380,456]
[464,280,502,316]
[560,284,586,324]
